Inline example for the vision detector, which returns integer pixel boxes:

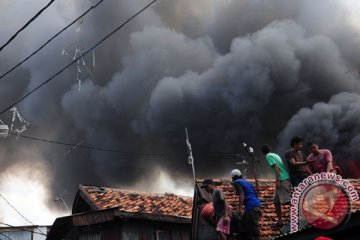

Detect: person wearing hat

[201,179,230,240]
[231,169,261,240]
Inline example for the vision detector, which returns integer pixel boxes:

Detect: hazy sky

[0,0,359,225]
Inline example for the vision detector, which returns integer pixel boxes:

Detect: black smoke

[278,92,360,178]
[0,0,360,215]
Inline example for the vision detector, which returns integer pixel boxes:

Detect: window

[155,230,171,240]
[79,233,101,240]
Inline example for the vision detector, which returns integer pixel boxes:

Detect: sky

[0,0,359,225]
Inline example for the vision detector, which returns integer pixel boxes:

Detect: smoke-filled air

[0,0,359,224]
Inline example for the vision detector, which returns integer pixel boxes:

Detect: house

[191,179,360,240]
[47,179,360,240]
[0,225,50,240]
[46,185,193,240]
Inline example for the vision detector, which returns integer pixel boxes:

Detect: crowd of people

[200,136,341,240]
[201,170,261,240]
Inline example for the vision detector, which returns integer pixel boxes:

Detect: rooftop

[77,185,193,220]
[74,179,360,239]
[194,178,360,239]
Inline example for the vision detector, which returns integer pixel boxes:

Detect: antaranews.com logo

[290,173,359,233]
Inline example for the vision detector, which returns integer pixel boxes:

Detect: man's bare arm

[327,161,334,173]
[272,164,281,188]
[289,158,307,166]
[238,192,244,216]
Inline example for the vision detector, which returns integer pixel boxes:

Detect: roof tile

[81,185,193,219]
[204,179,360,239]
[81,179,360,239]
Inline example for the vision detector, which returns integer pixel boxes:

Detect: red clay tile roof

[79,179,360,239]
[196,178,360,240]
[79,185,193,219]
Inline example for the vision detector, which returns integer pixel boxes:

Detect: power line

[12,132,179,157]
[11,132,243,158]
[0,193,44,235]
[0,221,46,237]
[0,0,158,116]
[0,0,104,81]
[0,232,13,240]
[0,0,56,53]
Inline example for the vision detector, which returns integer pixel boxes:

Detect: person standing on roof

[261,144,292,228]
[285,136,311,186]
[231,169,261,240]
[201,179,230,240]
[306,141,334,173]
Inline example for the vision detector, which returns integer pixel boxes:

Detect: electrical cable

[0,232,12,240]
[12,132,179,157]
[0,221,46,236]
[11,132,243,158]
[0,0,56,52]
[0,0,158,116]
[0,0,104,81]
[0,193,45,235]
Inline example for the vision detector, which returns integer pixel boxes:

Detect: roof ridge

[82,185,192,198]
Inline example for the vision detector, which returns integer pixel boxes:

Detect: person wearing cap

[231,169,261,240]
[261,144,292,228]
[201,179,230,240]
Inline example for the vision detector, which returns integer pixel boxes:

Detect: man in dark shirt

[201,179,230,240]
[231,169,261,240]
[285,136,311,186]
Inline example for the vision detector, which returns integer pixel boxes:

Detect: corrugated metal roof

[72,209,115,226]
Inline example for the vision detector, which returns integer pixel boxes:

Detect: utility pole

[243,142,259,193]
[54,196,70,212]
[185,128,196,182]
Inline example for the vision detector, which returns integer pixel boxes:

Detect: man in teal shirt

[261,144,292,228]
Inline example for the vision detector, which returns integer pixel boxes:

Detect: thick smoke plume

[0,0,360,218]
[278,92,360,178]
